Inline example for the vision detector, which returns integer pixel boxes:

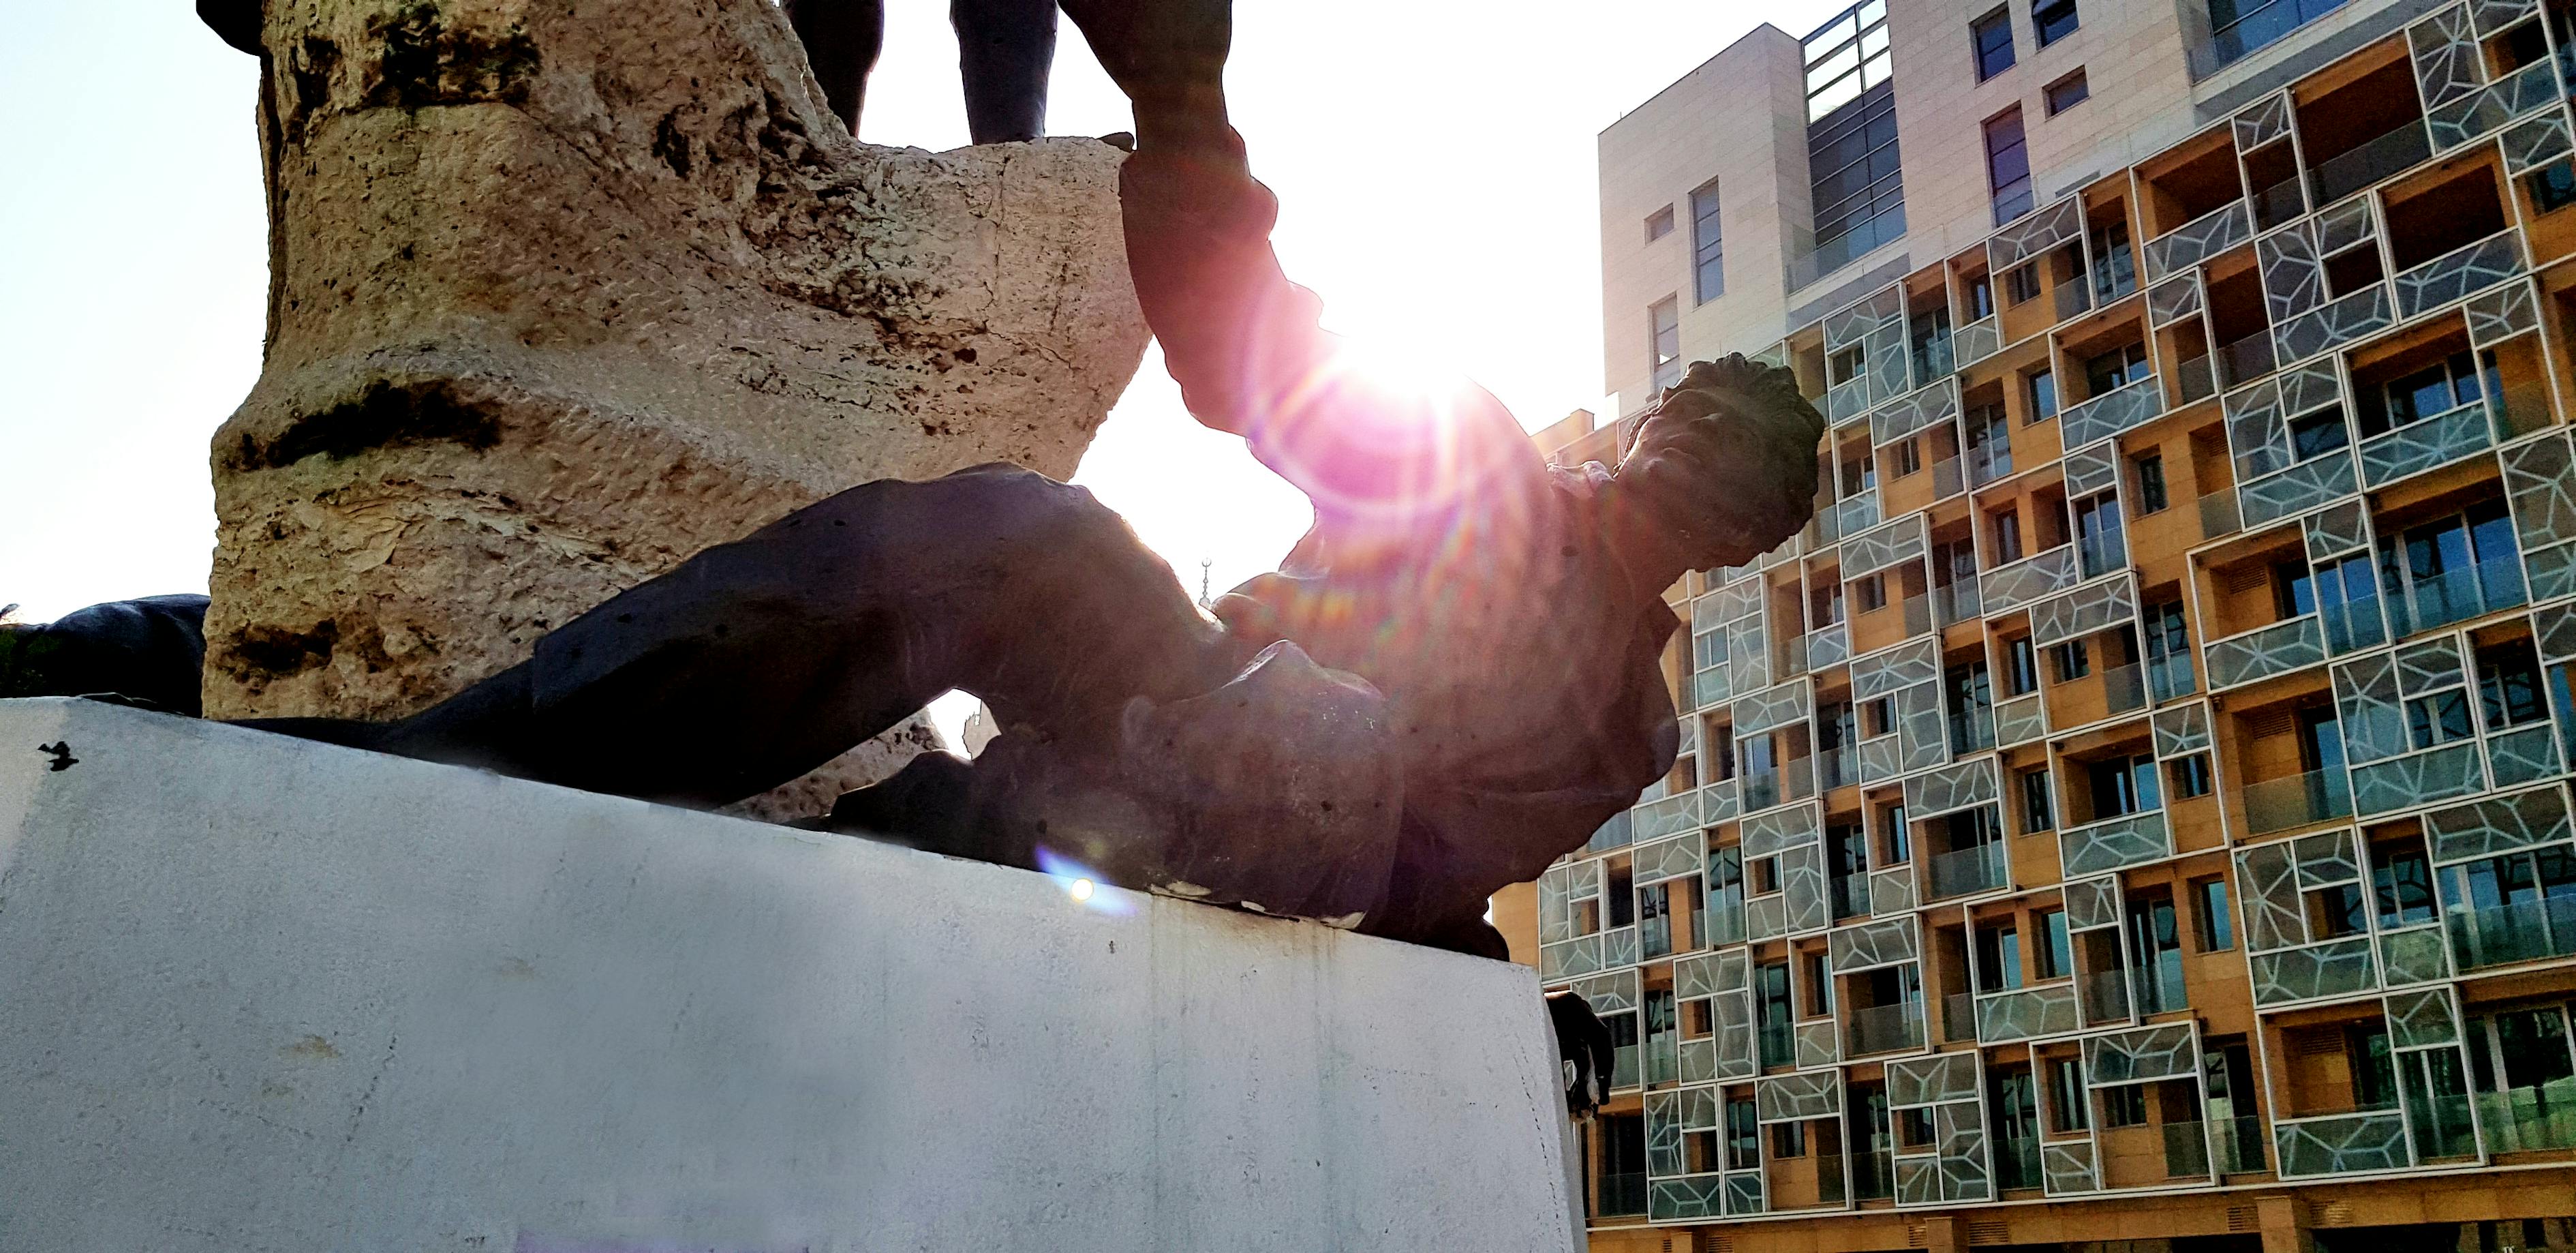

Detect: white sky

[0,1,1849,635]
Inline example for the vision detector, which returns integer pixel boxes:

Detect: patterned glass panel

[2503,108,2575,175]
[1976,982,2083,1042]
[1870,864,1918,916]
[2062,379,2166,449]
[1646,1089,1682,1177]
[2152,702,2213,758]
[2318,196,2377,256]
[2335,652,2410,766]
[2408,4,2485,109]
[2250,936,2378,1005]
[1828,918,1920,971]
[1674,954,1717,1001]
[2305,500,2372,560]
[2240,453,2359,528]
[2065,442,2121,497]
[2272,284,2392,366]
[2031,575,2138,649]
[2083,1023,2199,1084]
[1897,682,1952,772]
[1860,735,1905,784]
[1632,789,1704,841]
[1995,693,2049,746]
[2067,875,2123,931]
[2425,58,2559,152]
[1935,1102,1994,1203]
[1782,840,1831,934]
[2146,200,2252,282]
[2358,406,2492,487]
[2060,810,2173,877]
[1888,1053,1982,1106]
[2207,616,2327,690]
[1895,1157,1937,1206]
[1723,1171,1766,1216]
[2149,275,2203,327]
[2467,279,2541,346]
[1704,778,1741,824]
[2378,924,2454,984]
[1755,1070,1843,1121]
[1871,378,1963,449]
[1904,758,2001,817]
[2259,220,2327,322]
[2424,785,2576,864]
[2385,986,2462,1048]
[1991,198,2087,267]
[1867,321,1912,404]
[1796,1019,1841,1069]
[1956,314,2004,368]
[1734,681,1814,736]
[2501,434,2576,555]
[1743,803,1823,858]
[1574,969,1642,1015]
[1539,933,1604,981]
[1809,621,1852,671]
[2396,637,2468,695]
[1824,286,1903,349]
[2350,743,2487,816]
[1844,514,1930,579]
[1828,375,1873,425]
[2488,723,2562,787]
[2235,91,2295,147]
[1634,832,1706,884]
[1649,1175,1730,1222]
[1853,636,1943,699]
[2472,0,2540,35]
[1604,925,1640,968]
[2041,1140,2100,1194]
[2292,829,2362,888]
[2274,1111,2410,1177]
[2237,839,2309,952]
[1982,545,2082,615]
[2391,230,2524,321]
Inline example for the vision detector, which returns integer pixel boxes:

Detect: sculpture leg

[248,465,1233,809]
[784,0,887,136]
[953,0,1058,142]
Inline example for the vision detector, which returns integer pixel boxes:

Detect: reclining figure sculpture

[29,0,1824,959]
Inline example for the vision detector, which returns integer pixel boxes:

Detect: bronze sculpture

[23,0,1824,961]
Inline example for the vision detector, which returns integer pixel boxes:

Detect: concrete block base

[0,699,1576,1252]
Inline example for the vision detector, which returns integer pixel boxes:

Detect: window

[2347,1023,2397,1111]
[2192,877,2234,951]
[2006,264,2043,305]
[2088,753,2159,817]
[2084,343,2151,396]
[2372,350,2487,437]
[2530,160,2576,213]
[2049,1058,2090,1131]
[2027,369,2058,421]
[1691,182,1726,303]
[1609,860,1635,926]
[1995,509,2025,563]
[1894,438,1923,476]
[2045,68,2090,115]
[2089,221,2134,300]
[2021,766,2055,832]
[1972,7,2016,79]
[1967,273,1996,319]
[1726,1098,1761,1169]
[2034,0,2079,45]
[1864,696,1895,737]
[2406,689,2476,749]
[2372,841,2436,929]
[1772,1121,1807,1158]
[2006,636,2040,695]
[1984,107,2034,224]
[2479,639,2548,729]
[1595,1113,1648,1215]
[1803,2,1904,271]
[1976,923,2023,991]
[2145,599,2194,699]
[1856,573,1888,612]
[2168,753,2211,798]
[1805,952,1835,1015]
[2053,639,2089,681]
[1649,299,1681,392]
[1644,205,1675,241]
[2101,1084,2147,1127]
[2132,454,2168,513]
[2036,909,2072,978]
[2288,407,2350,461]
[2074,493,2126,578]
[1803,0,1895,121]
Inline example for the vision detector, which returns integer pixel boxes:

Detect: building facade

[1533,0,2576,1247]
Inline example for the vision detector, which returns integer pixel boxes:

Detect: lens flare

[1034,846,1133,915]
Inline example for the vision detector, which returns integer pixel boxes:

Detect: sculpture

[20,0,1823,958]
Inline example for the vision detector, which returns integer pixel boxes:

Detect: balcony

[1914,334,1956,387]
[2218,328,2278,389]
[2389,557,2527,637]
[2243,767,2354,834]
[1942,991,1978,1042]
[1934,580,1984,627]
[1596,1170,1649,1218]
[1820,744,1860,790]
[2080,969,2132,1025]
[1968,442,2014,487]
[2310,117,2432,207]
[1843,1000,1925,1056]
[1758,1021,1796,1069]
[2186,0,2350,80]
[1949,707,1998,755]
[2100,662,2148,715]
[2055,278,2094,324]
[1927,842,2007,900]
[1996,1132,2044,1190]
[2444,894,2576,971]
[2475,1079,2576,1153]
[1741,755,1818,813]
[2160,1119,2214,1178]
[1830,873,1869,920]
[2252,172,2305,232]
[2174,352,2217,405]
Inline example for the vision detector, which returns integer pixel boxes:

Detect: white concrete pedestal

[0,698,1578,1252]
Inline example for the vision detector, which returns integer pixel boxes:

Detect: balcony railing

[2475,1079,2576,1152]
[1791,205,1907,292]
[1645,1030,1678,1085]
[2199,490,2242,539]
[1943,991,1978,1042]
[2310,117,2432,207]
[2054,278,2094,323]
[2243,768,2354,834]
[1854,1136,1897,1201]
[2186,0,2350,79]
[2444,894,2576,971]
[2389,557,2527,637]
[2252,173,2305,232]
[1706,897,1747,948]
[1596,1169,1649,1218]
[2219,329,2278,389]
[1931,455,1967,500]
[2080,969,2132,1025]
[2101,661,2148,715]
[2492,380,2555,441]
[1844,1000,1925,1055]
[1830,873,1869,920]
[2147,654,2196,703]
[2175,352,2218,404]
[2161,1119,2214,1178]
[2213,1115,2268,1173]
[1741,755,1818,813]
[1914,334,1956,387]
[1934,580,1984,627]
[1996,1132,2044,1190]
[1820,744,1859,791]
[1900,591,1934,638]
[1927,842,2007,900]
[1758,1021,1796,1069]
[1950,707,1998,755]
[1968,442,2014,487]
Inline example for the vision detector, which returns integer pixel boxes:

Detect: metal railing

[2310,117,2432,207]
[2243,768,2355,834]
[2175,352,2217,404]
[2389,557,2528,637]
[2444,894,2576,971]
[1843,1000,1925,1055]
[1927,843,2007,900]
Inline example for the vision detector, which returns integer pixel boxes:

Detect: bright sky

[0,1,1847,652]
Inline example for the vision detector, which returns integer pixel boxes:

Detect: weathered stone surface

[202,0,1149,817]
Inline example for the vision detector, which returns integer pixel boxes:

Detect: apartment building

[1529,0,2576,1246]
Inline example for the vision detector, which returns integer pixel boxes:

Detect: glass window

[2406,689,2476,749]
[1984,108,2034,224]
[2193,877,2234,951]
[2373,842,2436,929]
[2133,454,2168,513]
[2027,369,2058,421]
[2083,343,2149,395]
[2054,639,2089,681]
[2006,636,2040,695]
[1773,1121,1807,1158]
[2348,1023,2397,1110]
[1968,273,1995,319]
[2034,0,2079,45]
[2049,1058,2089,1131]
[2045,69,2090,115]
[1972,7,2016,79]
[1806,951,1835,1015]
[2036,909,2072,978]
[1977,923,2023,991]
[1691,182,1725,303]
[1644,205,1674,241]
[1995,509,2025,562]
[1650,298,1681,392]
[2101,1084,2147,1127]
[2168,753,2211,798]
[1726,1098,1761,1168]
[2529,160,2576,213]
[2289,408,2350,461]
[2021,766,2055,832]
[2479,639,2548,729]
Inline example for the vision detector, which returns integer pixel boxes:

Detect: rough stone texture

[202,0,1149,817]
[0,699,1580,1252]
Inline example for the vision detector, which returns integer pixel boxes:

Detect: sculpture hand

[1058,0,1233,147]
[1612,355,1827,587]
